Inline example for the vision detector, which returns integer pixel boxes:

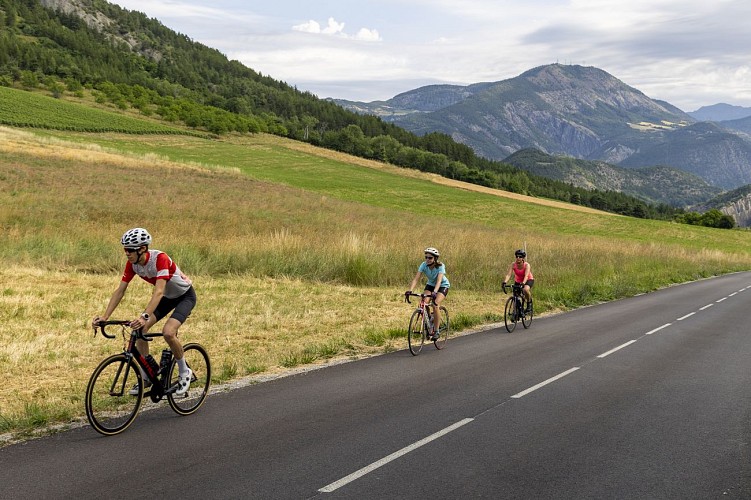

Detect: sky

[108,0,751,112]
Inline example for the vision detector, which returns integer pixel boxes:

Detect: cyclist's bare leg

[162,317,184,359]
[432,292,446,332]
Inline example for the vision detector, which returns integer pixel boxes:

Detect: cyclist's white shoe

[128,380,151,396]
[175,368,192,396]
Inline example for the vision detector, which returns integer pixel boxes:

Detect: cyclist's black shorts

[424,284,450,297]
[517,279,534,289]
[154,286,196,324]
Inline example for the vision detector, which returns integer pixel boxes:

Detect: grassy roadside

[2,126,751,440]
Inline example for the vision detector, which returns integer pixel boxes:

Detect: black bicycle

[85,320,211,435]
[502,282,533,333]
[405,292,449,355]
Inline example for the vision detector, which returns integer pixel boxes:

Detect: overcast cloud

[109,0,751,111]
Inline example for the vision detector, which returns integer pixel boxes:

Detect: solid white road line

[511,367,580,399]
[318,418,474,493]
[597,340,638,358]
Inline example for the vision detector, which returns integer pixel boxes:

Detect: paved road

[2,273,751,499]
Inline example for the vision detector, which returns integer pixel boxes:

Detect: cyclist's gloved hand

[431,292,437,300]
[404,290,411,301]
[502,281,507,293]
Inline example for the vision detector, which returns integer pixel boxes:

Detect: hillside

[618,122,751,189]
[339,64,693,161]
[336,64,751,191]
[689,103,751,122]
[504,149,722,208]
[0,0,688,221]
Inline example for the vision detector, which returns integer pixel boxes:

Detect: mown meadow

[2,92,751,440]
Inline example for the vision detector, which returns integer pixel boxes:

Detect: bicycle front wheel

[408,309,426,355]
[433,306,449,349]
[85,354,143,436]
[522,298,533,329]
[167,343,211,415]
[504,296,518,333]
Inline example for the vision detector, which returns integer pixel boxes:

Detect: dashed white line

[699,304,714,311]
[318,418,474,493]
[597,340,638,358]
[717,297,727,303]
[677,312,696,321]
[729,292,738,297]
[646,323,671,335]
[511,367,580,399]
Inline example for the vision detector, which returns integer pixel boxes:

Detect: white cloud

[292,17,380,41]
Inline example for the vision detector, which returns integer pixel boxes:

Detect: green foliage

[0,86,197,134]
[674,209,735,229]
[0,0,717,223]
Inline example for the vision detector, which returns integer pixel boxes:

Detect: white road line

[646,323,671,335]
[717,297,727,303]
[699,304,714,311]
[597,340,638,358]
[511,367,580,399]
[677,312,695,321]
[318,418,474,493]
[729,292,738,297]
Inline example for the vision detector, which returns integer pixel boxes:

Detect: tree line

[0,0,734,227]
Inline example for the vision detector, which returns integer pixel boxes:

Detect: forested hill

[0,0,717,223]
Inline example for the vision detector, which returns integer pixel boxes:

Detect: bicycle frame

[96,321,176,401]
[406,292,435,332]
[503,283,533,332]
[87,320,210,435]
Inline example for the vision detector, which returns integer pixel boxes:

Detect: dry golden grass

[3,126,751,438]
[0,267,501,425]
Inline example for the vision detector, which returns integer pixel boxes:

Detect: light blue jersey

[418,262,450,288]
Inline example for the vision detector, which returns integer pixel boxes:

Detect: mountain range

[332,64,751,191]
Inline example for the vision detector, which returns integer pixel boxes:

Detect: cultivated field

[2,95,751,440]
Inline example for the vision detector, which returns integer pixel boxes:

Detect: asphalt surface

[2,273,751,499]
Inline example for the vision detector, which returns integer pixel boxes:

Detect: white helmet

[424,247,440,257]
[121,228,152,248]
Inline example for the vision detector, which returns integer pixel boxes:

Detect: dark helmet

[515,249,526,258]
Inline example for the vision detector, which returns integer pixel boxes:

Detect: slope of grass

[0,86,198,135]
[2,119,751,440]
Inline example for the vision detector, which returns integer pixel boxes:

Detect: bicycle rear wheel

[85,354,143,436]
[168,343,211,415]
[434,306,449,349]
[522,298,533,329]
[504,296,518,333]
[408,309,426,355]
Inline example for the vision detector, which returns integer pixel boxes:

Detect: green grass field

[2,89,751,440]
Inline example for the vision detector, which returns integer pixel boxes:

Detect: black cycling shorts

[154,286,196,324]
[424,284,450,297]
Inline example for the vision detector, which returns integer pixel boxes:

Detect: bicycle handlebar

[404,291,434,304]
[502,282,525,294]
[93,320,160,341]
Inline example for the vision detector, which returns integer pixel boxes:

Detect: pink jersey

[512,262,533,283]
[122,250,192,299]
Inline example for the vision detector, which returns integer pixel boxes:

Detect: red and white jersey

[122,250,192,299]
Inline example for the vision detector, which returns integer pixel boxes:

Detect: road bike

[404,292,449,355]
[502,282,533,333]
[85,320,211,436]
